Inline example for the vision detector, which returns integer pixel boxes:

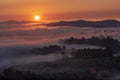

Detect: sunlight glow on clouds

[0,0,120,21]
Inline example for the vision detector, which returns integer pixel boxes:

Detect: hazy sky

[0,0,120,21]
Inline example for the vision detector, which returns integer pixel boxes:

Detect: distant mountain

[45,19,120,27]
[0,20,34,25]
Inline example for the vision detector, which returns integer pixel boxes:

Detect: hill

[46,19,120,27]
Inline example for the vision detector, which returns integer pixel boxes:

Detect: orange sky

[0,0,120,21]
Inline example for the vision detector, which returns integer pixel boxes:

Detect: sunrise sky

[0,0,120,21]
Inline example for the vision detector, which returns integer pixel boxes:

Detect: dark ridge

[30,45,66,55]
[45,19,120,27]
[63,36,120,51]
[0,20,33,25]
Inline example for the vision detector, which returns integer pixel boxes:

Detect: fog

[0,53,66,68]
[0,23,120,68]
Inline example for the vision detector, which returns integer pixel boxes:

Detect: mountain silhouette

[0,20,33,25]
[46,19,120,27]
[1,19,120,28]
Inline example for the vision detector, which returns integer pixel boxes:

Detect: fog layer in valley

[0,23,120,68]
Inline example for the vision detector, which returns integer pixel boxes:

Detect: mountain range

[1,19,120,28]
[0,20,33,25]
[45,19,120,28]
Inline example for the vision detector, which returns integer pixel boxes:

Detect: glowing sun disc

[35,15,40,21]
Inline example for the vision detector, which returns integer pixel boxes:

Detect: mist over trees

[63,36,120,51]
[0,36,120,80]
[31,45,66,55]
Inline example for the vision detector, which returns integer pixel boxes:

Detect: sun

[34,15,41,21]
